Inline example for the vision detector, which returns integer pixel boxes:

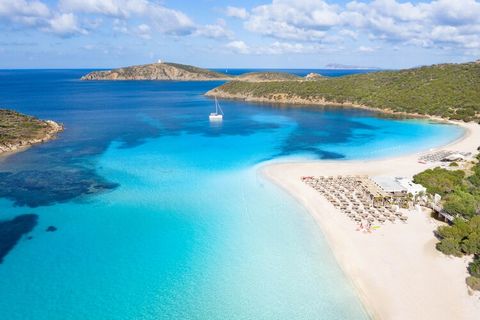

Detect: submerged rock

[45,226,57,232]
[0,214,38,263]
[0,169,119,207]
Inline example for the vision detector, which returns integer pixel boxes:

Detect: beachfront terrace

[301,175,410,226]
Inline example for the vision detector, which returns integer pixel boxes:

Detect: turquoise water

[0,70,464,319]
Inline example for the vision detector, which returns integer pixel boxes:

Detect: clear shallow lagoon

[0,70,464,319]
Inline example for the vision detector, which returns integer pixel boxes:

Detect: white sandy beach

[262,121,480,320]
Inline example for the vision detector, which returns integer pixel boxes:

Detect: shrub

[469,257,480,278]
[413,167,465,196]
[466,276,480,291]
[443,190,479,219]
[436,237,463,257]
[436,217,480,256]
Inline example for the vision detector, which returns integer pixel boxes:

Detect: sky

[0,0,479,69]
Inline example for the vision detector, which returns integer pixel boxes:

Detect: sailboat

[209,97,224,121]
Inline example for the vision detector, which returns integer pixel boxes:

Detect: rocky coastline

[0,116,64,156]
[205,88,404,116]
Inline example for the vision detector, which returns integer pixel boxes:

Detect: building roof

[396,177,426,194]
[371,176,407,193]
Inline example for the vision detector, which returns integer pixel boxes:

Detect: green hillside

[210,61,480,122]
[236,71,302,81]
[0,110,49,144]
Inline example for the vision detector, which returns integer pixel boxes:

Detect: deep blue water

[0,69,463,320]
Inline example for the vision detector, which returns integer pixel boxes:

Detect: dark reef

[0,214,38,263]
[0,169,119,207]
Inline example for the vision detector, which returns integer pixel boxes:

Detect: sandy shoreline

[261,121,480,319]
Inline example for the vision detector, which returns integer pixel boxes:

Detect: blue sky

[0,0,479,69]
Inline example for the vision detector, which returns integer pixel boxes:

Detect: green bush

[468,257,480,278]
[443,190,479,219]
[466,276,480,291]
[413,167,465,196]
[436,216,480,256]
[436,237,463,256]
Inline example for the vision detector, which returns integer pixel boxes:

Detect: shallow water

[0,70,464,319]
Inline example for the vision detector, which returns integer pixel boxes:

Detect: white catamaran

[209,97,224,121]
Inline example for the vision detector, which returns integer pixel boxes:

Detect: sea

[0,69,464,320]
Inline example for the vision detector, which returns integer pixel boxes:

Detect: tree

[443,189,479,219]
[436,217,480,256]
[413,167,465,196]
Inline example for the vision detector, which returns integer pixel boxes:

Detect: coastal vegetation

[0,109,63,154]
[236,72,301,81]
[207,61,480,122]
[414,153,480,290]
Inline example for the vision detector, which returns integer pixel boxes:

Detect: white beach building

[371,176,407,195]
[372,176,426,196]
[396,177,426,196]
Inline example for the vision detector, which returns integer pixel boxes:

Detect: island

[0,109,63,155]
[81,62,234,81]
[81,63,316,82]
[206,60,480,122]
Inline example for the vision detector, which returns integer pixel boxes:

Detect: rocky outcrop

[81,62,233,81]
[305,73,323,80]
[0,116,64,155]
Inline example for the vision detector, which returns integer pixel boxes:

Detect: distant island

[81,62,234,81]
[0,109,63,155]
[81,62,322,82]
[206,61,480,122]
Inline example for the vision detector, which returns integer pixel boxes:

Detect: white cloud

[195,23,234,39]
[357,45,376,52]
[0,0,50,26]
[44,13,87,36]
[225,39,332,55]
[3,0,480,55]
[339,29,358,39]
[0,0,50,17]
[225,6,248,19]
[135,23,150,39]
[59,0,148,17]
[226,40,250,54]
[244,0,341,41]
[112,18,128,33]
[0,0,88,36]
[60,0,196,35]
[241,0,480,53]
